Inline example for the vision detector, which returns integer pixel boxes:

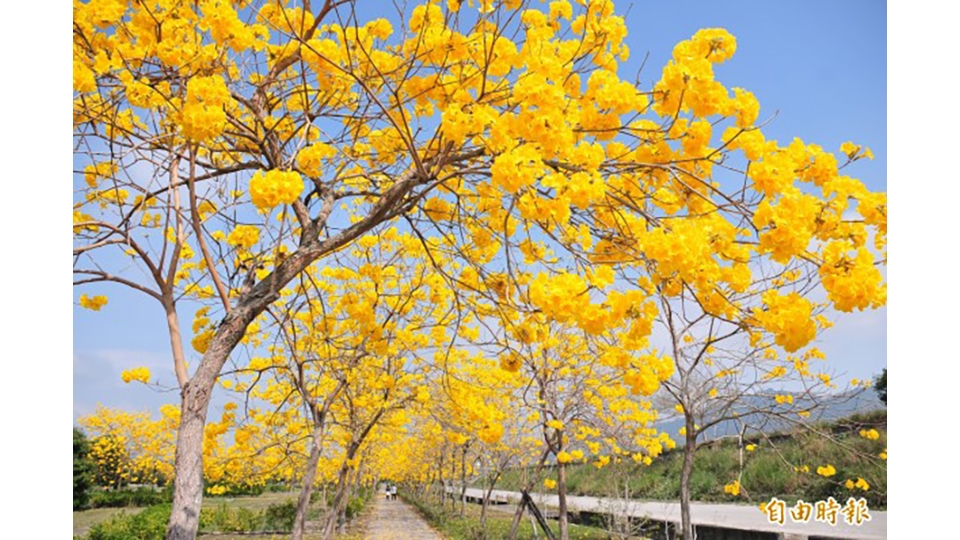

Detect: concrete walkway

[364,495,442,539]
[451,487,886,539]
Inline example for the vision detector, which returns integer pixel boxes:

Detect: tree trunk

[437,453,445,506]
[166,385,211,540]
[166,309,254,540]
[321,462,352,539]
[447,450,456,511]
[339,468,356,535]
[680,414,696,540]
[508,494,526,540]
[480,489,489,531]
[557,461,569,540]
[292,434,323,540]
[459,443,468,517]
[480,470,500,534]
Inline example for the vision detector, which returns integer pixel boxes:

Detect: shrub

[199,503,263,533]
[87,504,170,540]
[263,500,298,531]
[345,494,366,520]
[265,482,291,493]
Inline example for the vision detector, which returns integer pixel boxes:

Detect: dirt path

[363,495,442,539]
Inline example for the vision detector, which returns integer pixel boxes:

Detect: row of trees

[74,0,886,538]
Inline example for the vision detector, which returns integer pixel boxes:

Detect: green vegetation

[86,503,170,540]
[86,501,297,539]
[74,428,95,510]
[329,485,374,520]
[875,369,887,404]
[495,410,887,509]
[88,486,170,508]
[76,489,374,539]
[404,493,612,540]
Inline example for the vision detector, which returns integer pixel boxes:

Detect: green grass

[495,410,887,509]
[73,490,369,539]
[404,493,616,540]
[202,490,301,513]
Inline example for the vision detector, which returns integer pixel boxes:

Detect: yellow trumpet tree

[477,319,673,540]
[80,404,180,488]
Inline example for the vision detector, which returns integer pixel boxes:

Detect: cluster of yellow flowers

[179,75,235,142]
[296,142,337,177]
[753,191,820,264]
[498,352,523,373]
[724,479,741,497]
[859,428,881,440]
[840,141,875,161]
[206,484,229,495]
[121,367,151,384]
[751,291,818,353]
[477,422,504,445]
[200,0,269,53]
[654,28,738,118]
[227,225,260,250]
[816,464,837,477]
[83,162,116,189]
[79,293,108,311]
[845,477,870,491]
[819,241,887,312]
[622,355,674,397]
[249,170,305,210]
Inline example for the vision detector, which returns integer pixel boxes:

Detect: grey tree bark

[557,461,569,540]
[292,435,323,540]
[459,442,469,517]
[167,308,252,540]
[680,413,697,540]
[321,459,352,539]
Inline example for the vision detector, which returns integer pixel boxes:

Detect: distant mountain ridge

[654,389,885,445]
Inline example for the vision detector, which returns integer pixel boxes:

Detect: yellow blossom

[816,464,836,477]
[249,170,304,210]
[121,367,151,384]
[724,480,741,496]
[79,294,108,311]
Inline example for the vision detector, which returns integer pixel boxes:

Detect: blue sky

[73,0,887,422]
